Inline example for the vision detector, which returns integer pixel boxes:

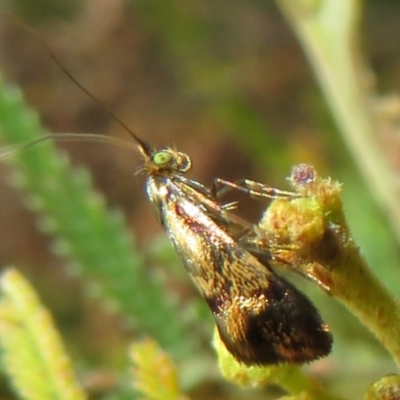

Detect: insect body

[137,140,332,365]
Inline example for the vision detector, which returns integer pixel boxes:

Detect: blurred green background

[0,0,400,399]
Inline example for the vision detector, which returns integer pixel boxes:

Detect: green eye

[153,151,172,165]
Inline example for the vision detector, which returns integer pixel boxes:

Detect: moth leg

[211,178,299,200]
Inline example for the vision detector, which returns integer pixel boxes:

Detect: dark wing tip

[211,276,333,366]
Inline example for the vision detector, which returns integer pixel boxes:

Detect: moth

[1,13,333,366]
[132,134,332,365]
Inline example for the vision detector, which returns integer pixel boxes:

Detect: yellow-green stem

[332,244,400,369]
[262,165,400,370]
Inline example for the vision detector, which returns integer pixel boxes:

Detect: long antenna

[0,133,139,159]
[0,11,154,156]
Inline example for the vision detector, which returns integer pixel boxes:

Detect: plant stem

[261,164,400,369]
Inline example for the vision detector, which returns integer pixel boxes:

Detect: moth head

[146,148,192,174]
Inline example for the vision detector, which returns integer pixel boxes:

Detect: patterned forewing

[147,176,332,365]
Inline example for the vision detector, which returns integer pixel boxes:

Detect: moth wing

[152,180,332,365]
